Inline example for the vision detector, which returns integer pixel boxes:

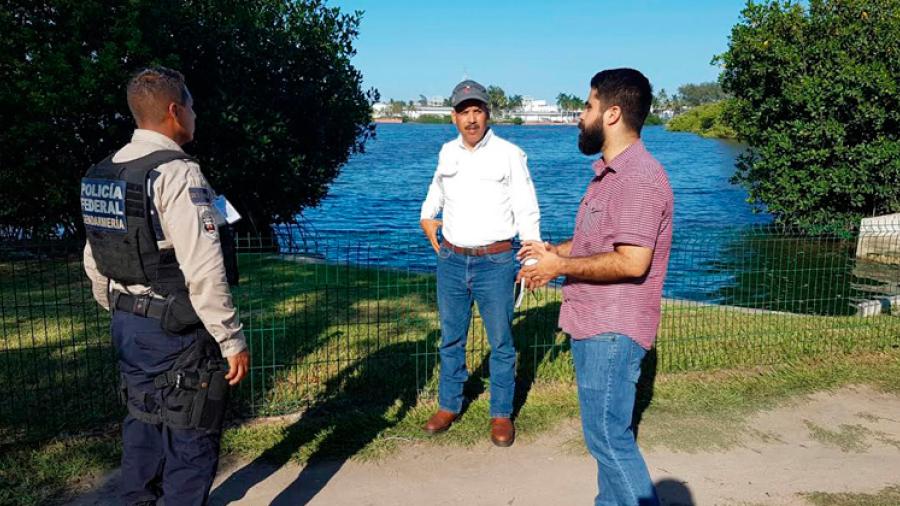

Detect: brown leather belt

[442,239,512,256]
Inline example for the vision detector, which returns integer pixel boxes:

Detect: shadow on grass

[209,331,440,506]
[634,348,658,441]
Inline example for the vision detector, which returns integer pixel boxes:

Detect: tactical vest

[81,150,239,333]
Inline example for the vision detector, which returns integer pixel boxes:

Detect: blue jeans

[436,245,516,418]
[112,311,222,506]
[571,333,659,506]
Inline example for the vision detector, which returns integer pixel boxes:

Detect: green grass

[5,351,899,506]
[1,250,898,504]
[2,252,898,440]
[217,350,900,467]
[804,486,900,506]
[0,433,120,506]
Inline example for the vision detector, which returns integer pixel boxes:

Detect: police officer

[82,66,250,506]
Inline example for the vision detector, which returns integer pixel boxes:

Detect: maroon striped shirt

[559,140,673,349]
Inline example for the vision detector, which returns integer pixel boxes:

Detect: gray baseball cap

[450,80,490,108]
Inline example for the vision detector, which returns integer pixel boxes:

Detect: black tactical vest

[81,150,239,330]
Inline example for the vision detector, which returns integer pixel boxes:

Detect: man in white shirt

[420,79,541,446]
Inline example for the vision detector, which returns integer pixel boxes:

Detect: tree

[508,94,523,111]
[387,99,405,117]
[677,82,728,107]
[652,88,670,112]
[418,94,428,106]
[717,0,900,232]
[556,93,583,112]
[487,85,508,117]
[0,0,377,237]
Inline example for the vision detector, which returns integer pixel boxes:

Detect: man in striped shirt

[518,68,671,506]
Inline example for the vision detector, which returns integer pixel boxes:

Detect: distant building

[404,105,453,119]
[373,94,582,124]
[520,96,557,113]
[511,96,580,123]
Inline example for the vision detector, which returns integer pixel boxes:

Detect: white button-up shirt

[420,128,541,247]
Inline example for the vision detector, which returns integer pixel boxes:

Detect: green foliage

[411,114,451,124]
[0,0,376,237]
[653,82,728,116]
[511,117,524,125]
[486,85,507,115]
[645,113,664,126]
[666,101,736,138]
[716,0,900,232]
[385,99,407,117]
[556,92,584,112]
[677,81,729,106]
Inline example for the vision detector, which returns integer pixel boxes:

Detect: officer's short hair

[126,66,191,124]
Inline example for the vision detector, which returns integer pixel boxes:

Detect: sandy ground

[68,385,900,505]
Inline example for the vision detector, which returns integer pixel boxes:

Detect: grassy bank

[805,486,900,506]
[666,100,736,139]
[1,252,898,504]
[6,349,898,505]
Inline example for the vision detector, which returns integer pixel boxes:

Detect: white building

[510,96,580,123]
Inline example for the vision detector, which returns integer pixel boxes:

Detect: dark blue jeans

[436,245,517,418]
[571,333,659,506]
[111,310,221,506]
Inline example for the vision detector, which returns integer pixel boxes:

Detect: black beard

[578,119,604,156]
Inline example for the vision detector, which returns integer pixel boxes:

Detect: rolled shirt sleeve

[509,150,541,242]
[155,161,247,357]
[607,176,668,250]
[83,242,110,311]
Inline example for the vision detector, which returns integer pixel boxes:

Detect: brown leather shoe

[423,409,457,434]
[490,417,515,447]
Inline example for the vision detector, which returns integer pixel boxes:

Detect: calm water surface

[300,124,776,302]
[304,123,768,236]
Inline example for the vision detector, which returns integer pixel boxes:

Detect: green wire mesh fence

[1,224,897,444]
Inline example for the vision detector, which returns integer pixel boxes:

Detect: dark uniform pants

[111,310,221,506]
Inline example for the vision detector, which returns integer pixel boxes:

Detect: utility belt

[112,290,202,334]
[113,292,229,432]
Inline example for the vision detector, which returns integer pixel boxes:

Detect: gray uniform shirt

[83,129,247,357]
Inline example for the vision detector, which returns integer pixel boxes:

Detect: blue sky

[329,0,750,103]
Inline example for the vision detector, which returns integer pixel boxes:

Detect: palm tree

[508,94,523,112]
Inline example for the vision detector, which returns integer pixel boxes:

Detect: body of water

[295,124,835,307]
[304,123,769,240]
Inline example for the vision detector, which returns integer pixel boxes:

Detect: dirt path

[68,386,900,505]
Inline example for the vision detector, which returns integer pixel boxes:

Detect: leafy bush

[413,114,452,124]
[645,113,664,126]
[666,101,736,138]
[716,0,900,232]
[0,0,376,237]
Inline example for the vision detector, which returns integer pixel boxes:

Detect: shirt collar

[131,129,185,153]
[592,139,645,176]
[456,127,493,151]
